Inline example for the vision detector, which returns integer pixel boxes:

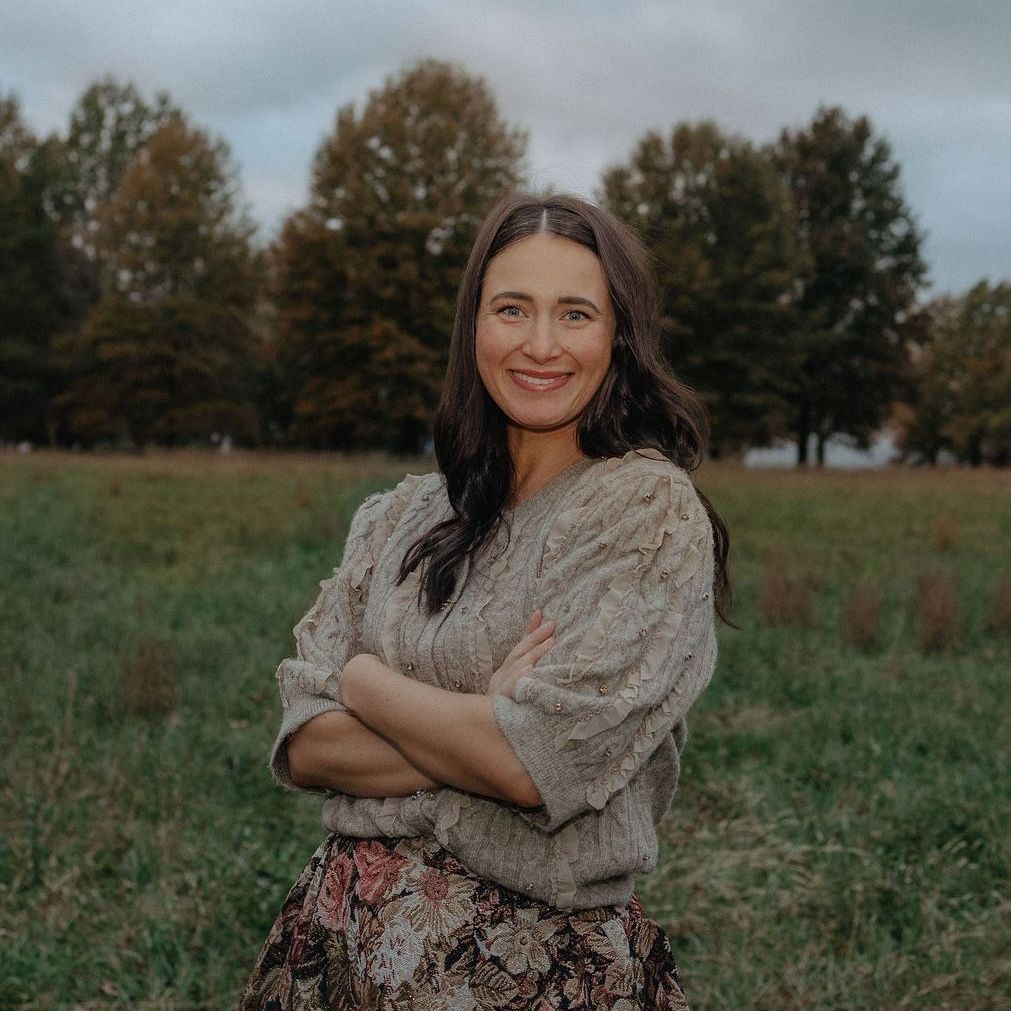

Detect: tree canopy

[898,281,1011,466]
[0,94,65,443]
[54,113,262,448]
[1,68,1006,466]
[51,76,179,259]
[271,57,527,452]
[601,120,804,455]
[771,105,927,464]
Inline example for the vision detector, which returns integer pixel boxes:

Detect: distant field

[1,449,1008,1010]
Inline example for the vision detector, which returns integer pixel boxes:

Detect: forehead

[483,233,608,295]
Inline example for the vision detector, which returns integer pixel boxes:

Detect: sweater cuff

[492,688,580,833]
[269,693,346,794]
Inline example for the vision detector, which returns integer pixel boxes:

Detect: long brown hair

[397,188,736,627]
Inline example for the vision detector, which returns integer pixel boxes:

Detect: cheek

[474,327,502,387]
[473,327,490,368]
[475,323,512,369]
[581,335,613,380]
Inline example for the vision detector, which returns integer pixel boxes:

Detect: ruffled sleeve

[491,456,718,833]
[268,487,393,794]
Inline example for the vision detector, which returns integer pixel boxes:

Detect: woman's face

[475,232,615,436]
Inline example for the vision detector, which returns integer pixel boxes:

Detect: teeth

[513,371,568,386]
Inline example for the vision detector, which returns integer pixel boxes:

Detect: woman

[238,190,733,1010]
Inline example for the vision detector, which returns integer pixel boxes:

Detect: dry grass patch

[915,569,961,654]
[2,445,434,481]
[119,633,179,718]
[711,703,798,734]
[292,480,314,510]
[932,511,960,551]
[841,581,883,651]
[985,568,1011,634]
[758,545,816,626]
[882,651,908,683]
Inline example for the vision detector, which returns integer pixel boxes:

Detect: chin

[509,409,582,431]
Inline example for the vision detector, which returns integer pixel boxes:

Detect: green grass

[1,451,1008,1009]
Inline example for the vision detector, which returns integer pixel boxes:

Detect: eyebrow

[488,290,602,314]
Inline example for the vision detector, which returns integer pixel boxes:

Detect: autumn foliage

[0,67,1008,464]
[270,59,526,453]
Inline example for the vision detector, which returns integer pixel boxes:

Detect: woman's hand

[485,608,556,701]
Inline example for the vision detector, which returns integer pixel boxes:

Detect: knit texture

[269,447,719,910]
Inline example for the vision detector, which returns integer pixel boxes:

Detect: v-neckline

[503,456,594,517]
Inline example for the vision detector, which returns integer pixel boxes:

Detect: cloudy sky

[3,0,1008,297]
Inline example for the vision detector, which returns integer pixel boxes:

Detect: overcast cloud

[2,0,1008,296]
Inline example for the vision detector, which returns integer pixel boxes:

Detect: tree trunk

[795,400,812,467]
[796,428,809,466]
[816,431,827,467]
[968,434,982,467]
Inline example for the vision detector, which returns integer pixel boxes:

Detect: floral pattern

[238,833,691,1010]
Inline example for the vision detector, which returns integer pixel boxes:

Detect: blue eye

[498,305,522,317]
[564,310,589,321]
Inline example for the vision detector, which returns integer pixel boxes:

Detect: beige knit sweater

[269,447,719,911]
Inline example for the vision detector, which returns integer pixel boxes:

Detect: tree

[898,282,1011,466]
[946,281,1011,465]
[272,57,527,452]
[0,94,64,443]
[50,76,179,260]
[42,76,182,362]
[894,297,958,465]
[600,121,805,455]
[0,93,34,165]
[54,114,262,448]
[771,106,927,465]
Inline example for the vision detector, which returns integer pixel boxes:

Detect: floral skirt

[237,832,690,1010]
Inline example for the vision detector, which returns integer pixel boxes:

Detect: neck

[507,422,584,501]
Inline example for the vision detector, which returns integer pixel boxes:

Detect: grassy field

[1,449,1008,1010]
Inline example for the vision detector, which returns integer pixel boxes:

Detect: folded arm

[272,460,718,828]
[286,710,442,796]
[270,474,525,804]
[488,463,719,833]
[339,653,538,807]
[297,462,718,825]
[269,483,441,796]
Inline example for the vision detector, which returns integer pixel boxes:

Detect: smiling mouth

[508,370,573,392]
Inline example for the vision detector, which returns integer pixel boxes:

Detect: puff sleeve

[268,488,392,793]
[491,465,718,833]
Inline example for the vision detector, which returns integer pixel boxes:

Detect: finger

[516,634,555,669]
[509,615,555,666]
[530,635,555,663]
[523,618,556,645]
[524,608,542,634]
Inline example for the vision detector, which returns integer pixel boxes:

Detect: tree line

[1,58,1007,465]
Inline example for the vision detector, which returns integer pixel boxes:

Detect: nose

[523,313,561,362]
